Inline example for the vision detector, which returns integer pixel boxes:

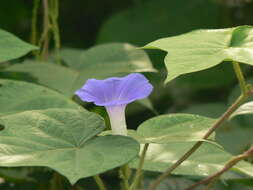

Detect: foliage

[1,0,253,190]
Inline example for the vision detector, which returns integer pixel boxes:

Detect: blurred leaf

[230,101,253,118]
[180,103,227,118]
[0,109,139,184]
[135,114,216,143]
[97,0,221,45]
[130,142,253,178]
[0,29,37,63]
[228,77,253,104]
[144,26,253,83]
[0,79,80,116]
[0,168,34,183]
[59,43,156,73]
[6,43,156,97]
[142,175,205,190]
[215,122,253,155]
[141,173,253,190]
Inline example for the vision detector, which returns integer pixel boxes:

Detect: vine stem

[94,175,107,190]
[232,61,247,96]
[49,0,61,63]
[185,146,253,190]
[130,144,149,190]
[50,172,63,190]
[31,0,40,45]
[120,165,131,190]
[40,0,50,60]
[148,62,249,190]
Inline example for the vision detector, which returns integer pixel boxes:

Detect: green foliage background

[1,0,253,189]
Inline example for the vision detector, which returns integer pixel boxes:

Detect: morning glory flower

[75,73,153,136]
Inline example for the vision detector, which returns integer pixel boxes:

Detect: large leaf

[0,79,80,115]
[101,114,216,144]
[5,43,156,97]
[135,114,216,144]
[144,25,253,83]
[0,109,140,184]
[130,142,253,178]
[0,29,37,63]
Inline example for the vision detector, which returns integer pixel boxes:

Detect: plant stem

[49,0,61,63]
[40,0,50,60]
[120,165,131,190]
[232,61,248,95]
[50,172,63,190]
[185,146,253,190]
[148,62,249,190]
[130,144,149,190]
[94,175,107,190]
[31,0,40,45]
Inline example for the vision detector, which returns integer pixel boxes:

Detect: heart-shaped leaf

[101,114,217,145]
[0,79,80,115]
[5,43,156,97]
[130,142,253,178]
[134,114,216,144]
[0,109,140,184]
[144,25,253,83]
[0,29,37,63]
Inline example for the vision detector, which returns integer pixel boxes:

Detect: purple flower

[75,73,153,135]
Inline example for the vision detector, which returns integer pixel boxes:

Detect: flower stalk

[94,175,107,190]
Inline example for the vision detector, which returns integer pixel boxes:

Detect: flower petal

[75,73,153,106]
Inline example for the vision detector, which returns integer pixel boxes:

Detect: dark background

[2,0,253,48]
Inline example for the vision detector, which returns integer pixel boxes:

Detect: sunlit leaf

[0,109,140,184]
[130,142,253,178]
[230,102,253,119]
[102,114,217,144]
[144,25,253,83]
[135,114,216,144]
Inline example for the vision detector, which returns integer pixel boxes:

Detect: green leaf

[215,122,253,155]
[0,168,35,183]
[142,174,206,190]
[0,79,80,115]
[142,173,253,190]
[101,114,216,144]
[130,142,253,178]
[0,29,37,63]
[144,25,253,83]
[135,114,216,144]
[230,102,253,119]
[6,43,156,97]
[0,109,140,184]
